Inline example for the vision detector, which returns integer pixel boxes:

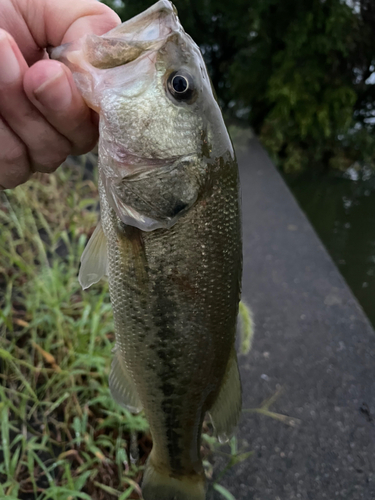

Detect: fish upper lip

[92,0,182,64]
[105,0,180,42]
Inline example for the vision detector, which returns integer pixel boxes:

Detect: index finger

[20,0,121,49]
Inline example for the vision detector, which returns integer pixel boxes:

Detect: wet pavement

[213,139,375,500]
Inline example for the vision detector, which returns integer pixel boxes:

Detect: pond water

[283,166,375,328]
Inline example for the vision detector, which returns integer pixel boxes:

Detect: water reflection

[283,166,375,327]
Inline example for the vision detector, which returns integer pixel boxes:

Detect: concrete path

[213,139,375,500]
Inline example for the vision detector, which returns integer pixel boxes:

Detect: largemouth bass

[50,2,242,499]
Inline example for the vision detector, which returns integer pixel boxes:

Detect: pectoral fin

[109,348,143,413]
[208,347,242,443]
[78,220,108,290]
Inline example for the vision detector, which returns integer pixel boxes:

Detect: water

[283,166,375,328]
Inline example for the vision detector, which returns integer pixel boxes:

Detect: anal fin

[109,348,143,414]
[208,347,242,443]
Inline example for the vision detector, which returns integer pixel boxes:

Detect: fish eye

[173,75,188,93]
[167,70,195,101]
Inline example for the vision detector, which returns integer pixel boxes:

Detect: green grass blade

[213,483,236,500]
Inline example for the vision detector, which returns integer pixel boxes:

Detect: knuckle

[1,171,30,189]
[70,121,99,155]
[33,157,65,173]
[0,163,30,189]
[2,142,27,165]
[31,143,71,173]
[72,135,98,156]
[0,118,30,187]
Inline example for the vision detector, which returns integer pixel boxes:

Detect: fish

[50,1,242,499]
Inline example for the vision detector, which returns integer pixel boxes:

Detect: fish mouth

[49,1,184,70]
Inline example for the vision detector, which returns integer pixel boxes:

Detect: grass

[0,156,255,500]
[0,157,149,499]
[243,387,301,428]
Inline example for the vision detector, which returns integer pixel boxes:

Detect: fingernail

[0,31,21,84]
[34,68,72,111]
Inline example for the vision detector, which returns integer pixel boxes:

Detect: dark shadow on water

[283,165,375,328]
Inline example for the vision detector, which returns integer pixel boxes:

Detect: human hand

[0,0,120,189]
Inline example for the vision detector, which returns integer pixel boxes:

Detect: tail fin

[142,456,206,500]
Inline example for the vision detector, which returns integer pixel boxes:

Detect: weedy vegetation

[0,157,257,500]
